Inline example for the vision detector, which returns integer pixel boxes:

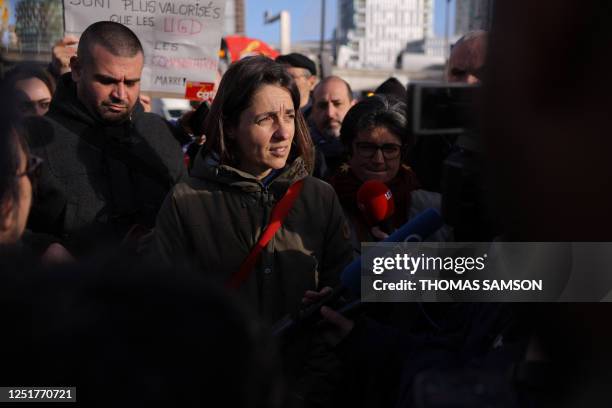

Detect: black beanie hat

[276,53,317,76]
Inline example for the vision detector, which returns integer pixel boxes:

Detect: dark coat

[334,303,528,408]
[24,74,185,254]
[152,153,353,322]
[309,125,346,180]
[151,153,354,406]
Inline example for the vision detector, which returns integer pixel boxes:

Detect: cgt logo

[185,81,215,102]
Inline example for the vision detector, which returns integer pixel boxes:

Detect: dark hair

[202,56,314,172]
[451,30,487,51]
[375,77,407,101]
[4,62,56,95]
[0,130,18,210]
[340,94,409,154]
[313,75,354,102]
[0,87,27,209]
[78,21,143,63]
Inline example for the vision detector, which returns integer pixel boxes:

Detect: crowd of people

[1,2,611,405]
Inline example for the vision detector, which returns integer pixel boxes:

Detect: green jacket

[152,153,354,323]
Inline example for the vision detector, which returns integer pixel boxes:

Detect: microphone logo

[357,180,396,227]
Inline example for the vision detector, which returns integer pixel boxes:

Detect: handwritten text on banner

[64,0,225,97]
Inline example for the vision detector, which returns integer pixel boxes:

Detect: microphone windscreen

[356,180,395,226]
[340,208,445,296]
[386,208,444,243]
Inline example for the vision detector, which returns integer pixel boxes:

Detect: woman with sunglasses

[329,94,449,248]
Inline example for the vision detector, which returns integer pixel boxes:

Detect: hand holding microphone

[303,287,355,346]
[273,207,444,338]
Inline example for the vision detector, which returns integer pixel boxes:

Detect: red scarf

[330,164,420,242]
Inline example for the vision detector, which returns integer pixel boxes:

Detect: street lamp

[444,0,451,63]
[264,10,291,54]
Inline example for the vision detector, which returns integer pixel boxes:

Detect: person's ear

[0,198,14,233]
[350,99,357,107]
[308,76,317,91]
[70,56,81,82]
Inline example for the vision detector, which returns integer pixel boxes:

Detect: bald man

[447,30,487,84]
[410,30,488,191]
[24,21,184,255]
[309,76,356,178]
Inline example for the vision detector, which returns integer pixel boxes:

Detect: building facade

[13,0,63,53]
[337,0,434,69]
[454,0,494,36]
[224,0,245,36]
[8,0,244,53]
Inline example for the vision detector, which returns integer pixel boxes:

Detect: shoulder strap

[226,179,305,289]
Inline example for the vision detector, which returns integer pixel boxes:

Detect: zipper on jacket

[260,187,271,228]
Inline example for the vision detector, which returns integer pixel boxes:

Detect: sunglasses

[354,142,402,159]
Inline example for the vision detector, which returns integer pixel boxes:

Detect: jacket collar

[191,151,308,194]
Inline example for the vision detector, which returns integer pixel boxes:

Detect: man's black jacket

[24,74,185,255]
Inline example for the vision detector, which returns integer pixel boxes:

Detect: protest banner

[63,0,225,100]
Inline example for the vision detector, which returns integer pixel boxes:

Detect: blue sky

[7,0,455,43]
[245,0,456,44]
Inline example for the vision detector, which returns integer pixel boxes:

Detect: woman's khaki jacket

[152,154,354,323]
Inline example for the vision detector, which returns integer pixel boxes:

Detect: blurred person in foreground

[0,86,72,262]
[309,75,356,179]
[151,56,353,407]
[24,21,184,256]
[0,252,284,408]
[329,94,449,248]
[276,53,318,116]
[4,63,56,116]
[485,1,612,404]
[0,113,35,247]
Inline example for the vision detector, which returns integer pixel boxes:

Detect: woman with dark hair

[0,98,71,260]
[329,94,449,247]
[152,56,353,405]
[4,63,56,116]
[153,55,352,320]
[0,124,37,244]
